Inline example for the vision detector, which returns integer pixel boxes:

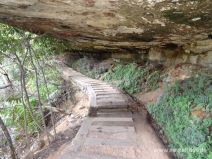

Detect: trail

[48,66,171,159]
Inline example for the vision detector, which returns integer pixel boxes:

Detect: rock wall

[0,0,211,67]
[149,39,212,67]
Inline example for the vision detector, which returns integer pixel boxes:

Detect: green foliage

[27,67,61,99]
[103,63,161,94]
[0,23,64,136]
[148,74,212,159]
[146,70,161,90]
[71,57,98,79]
[0,23,68,61]
[103,63,142,94]
[0,99,42,134]
[71,59,161,94]
[0,24,24,58]
[32,34,69,57]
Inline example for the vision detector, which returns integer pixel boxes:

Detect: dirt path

[47,66,171,159]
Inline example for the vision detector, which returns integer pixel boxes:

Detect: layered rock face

[148,39,212,67]
[0,0,211,66]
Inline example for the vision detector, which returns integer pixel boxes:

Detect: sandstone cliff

[0,0,211,66]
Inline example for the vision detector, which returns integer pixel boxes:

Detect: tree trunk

[13,51,53,138]
[34,54,56,136]
[0,116,17,159]
[28,43,50,143]
[19,63,29,147]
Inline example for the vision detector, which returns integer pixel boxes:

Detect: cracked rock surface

[0,0,211,66]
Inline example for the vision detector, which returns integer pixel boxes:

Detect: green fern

[148,74,212,159]
[0,99,42,134]
[103,63,161,94]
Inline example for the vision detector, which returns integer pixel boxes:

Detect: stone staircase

[58,67,170,159]
[63,68,132,116]
[59,111,136,159]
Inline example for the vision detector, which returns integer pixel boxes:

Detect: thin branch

[0,52,17,64]
[27,42,50,143]
[20,62,29,147]
[0,115,17,159]
[13,50,53,139]
[0,84,12,89]
[31,48,56,136]
[0,68,13,89]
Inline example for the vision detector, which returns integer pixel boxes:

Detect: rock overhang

[0,0,211,55]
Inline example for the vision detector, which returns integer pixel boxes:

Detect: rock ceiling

[0,0,211,51]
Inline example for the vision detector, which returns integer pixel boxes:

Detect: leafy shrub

[71,58,162,94]
[1,99,42,134]
[103,63,161,94]
[103,63,143,94]
[71,57,112,79]
[27,66,61,99]
[0,23,65,137]
[72,57,97,78]
[148,74,212,159]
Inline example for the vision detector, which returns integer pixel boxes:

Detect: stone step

[72,77,89,81]
[92,87,114,90]
[90,125,135,133]
[95,92,123,96]
[97,108,129,113]
[74,152,127,159]
[92,105,128,111]
[88,82,107,85]
[58,150,128,159]
[96,98,125,102]
[96,101,128,107]
[97,112,132,118]
[92,117,133,122]
[94,89,118,93]
[90,84,115,89]
[84,137,134,146]
[78,80,99,84]
[91,86,114,89]
[88,128,135,140]
[96,97,128,102]
[82,138,136,159]
[95,93,123,97]
[96,94,125,97]
[96,97,126,101]
[94,90,120,94]
[90,83,111,86]
[63,116,134,153]
[88,132,135,141]
[91,121,134,127]
[90,83,111,85]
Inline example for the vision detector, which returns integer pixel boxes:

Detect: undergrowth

[1,98,42,135]
[71,59,162,94]
[0,64,61,135]
[28,67,61,100]
[71,57,97,79]
[148,74,212,159]
[103,63,161,94]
